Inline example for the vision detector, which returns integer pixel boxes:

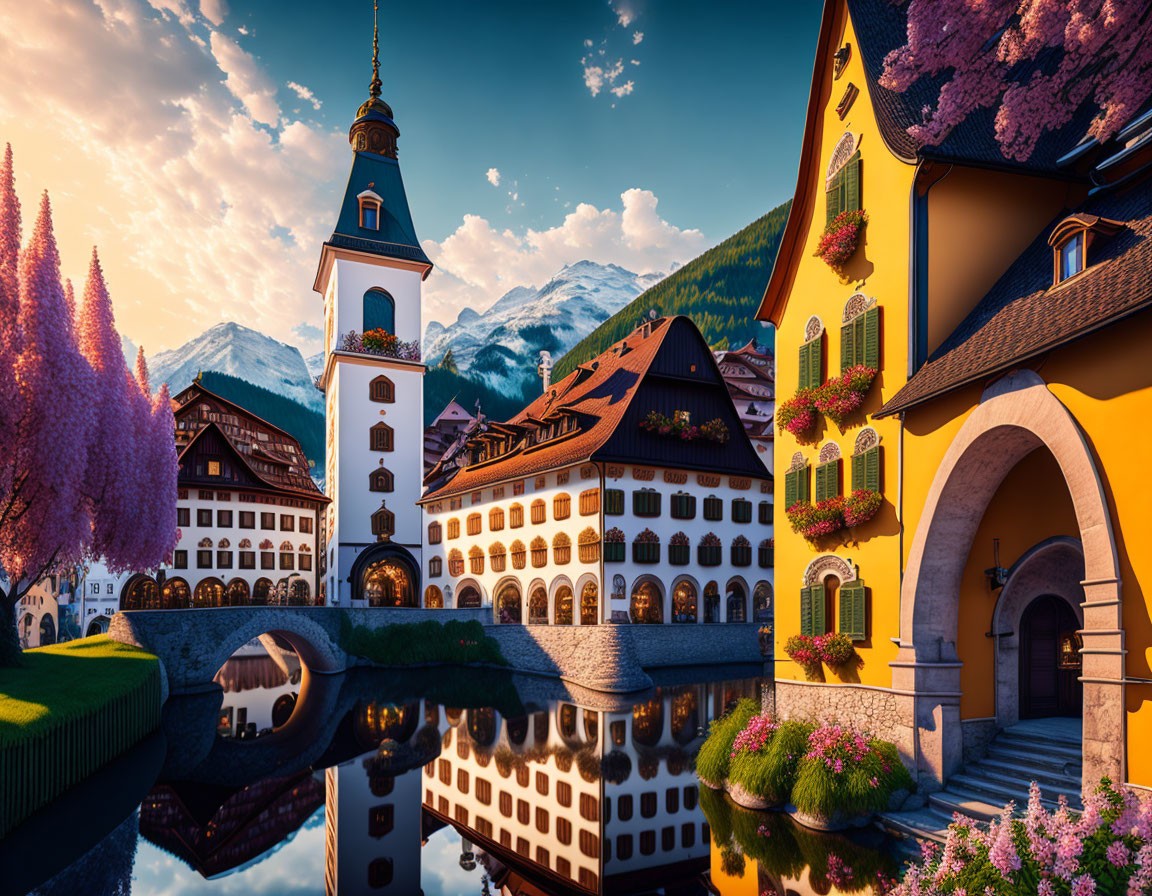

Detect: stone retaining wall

[773,678,917,766]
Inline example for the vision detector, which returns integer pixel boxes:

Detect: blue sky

[0,0,821,353]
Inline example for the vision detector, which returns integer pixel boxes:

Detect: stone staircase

[882,718,1083,843]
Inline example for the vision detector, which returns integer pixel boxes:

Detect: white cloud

[485,167,501,186]
[421,188,707,324]
[199,0,227,26]
[0,0,347,356]
[611,80,634,98]
[614,5,634,27]
[632,30,644,44]
[209,30,280,125]
[286,80,321,111]
[582,62,606,97]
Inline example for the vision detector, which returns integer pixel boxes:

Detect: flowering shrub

[777,388,819,438]
[639,410,730,443]
[669,531,690,547]
[785,634,823,671]
[731,714,780,757]
[844,489,883,527]
[341,330,421,362]
[792,722,912,819]
[786,496,847,539]
[893,778,1152,896]
[604,527,625,543]
[814,209,868,271]
[814,365,877,427]
[634,527,659,544]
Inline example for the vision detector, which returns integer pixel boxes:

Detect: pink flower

[1071,874,1096,896]
[1107,841,1130,867]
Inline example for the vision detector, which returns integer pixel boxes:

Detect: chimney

[537,350,553,393]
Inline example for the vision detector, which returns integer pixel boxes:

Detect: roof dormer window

[358,189,383,231]
[1048,214,1122,287]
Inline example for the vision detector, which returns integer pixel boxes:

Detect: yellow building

[759,0,1152,804]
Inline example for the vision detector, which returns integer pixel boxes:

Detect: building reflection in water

[214,635,303,739]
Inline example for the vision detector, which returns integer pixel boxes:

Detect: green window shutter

[811,583,826,634]
[814,462,827,503]
[809,337,823,387]
[840,322,855,373]
[800,586,813,636]
[844,152,861,213]
[798,341,810,390]
[853,313,867,366]
[851,452,866,493]
[784,471,797,509]
[839,581,866,641]
[799,465,810,503]
[865,446,881,492]
[863,306,880,370]
[825,175,840,225]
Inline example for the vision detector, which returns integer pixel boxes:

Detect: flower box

[604,542,625,563]
[814,209,867,272]
[777,388,819,438]
[632,541,660,564]
[698,545,722,567]
[668,544,690,566]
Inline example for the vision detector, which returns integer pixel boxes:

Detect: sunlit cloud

[287,80,322,111]
[486,167,501,186]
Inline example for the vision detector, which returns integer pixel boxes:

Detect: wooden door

[1020,594,1082,719]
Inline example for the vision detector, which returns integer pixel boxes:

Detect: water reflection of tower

[324,700,436,895]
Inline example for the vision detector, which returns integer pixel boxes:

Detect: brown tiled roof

[878,178,1152,417]
[420,318,674,502]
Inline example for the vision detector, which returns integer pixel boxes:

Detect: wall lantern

[984,537,1009,590]
[1058,631,1083,670]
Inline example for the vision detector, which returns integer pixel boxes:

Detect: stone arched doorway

[895,371,1121,790]
[1019,595,1082,720]
[350,543,419,607]
[991,536,1085,728]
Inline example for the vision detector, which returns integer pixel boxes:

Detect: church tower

[315,6,430,607]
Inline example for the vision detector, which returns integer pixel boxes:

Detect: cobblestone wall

[773,679,917,765]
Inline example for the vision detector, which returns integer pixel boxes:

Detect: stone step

[946,771,1079,812]
[984,742,1083,777]
[970,756,1083,795]
[928,787,1011,823]
[993,732,1083,760]
[878,806,955,844]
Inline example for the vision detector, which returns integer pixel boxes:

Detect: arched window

[510,540,527,569]
[554,585,573,625]
[580,581,598,625]
[369,375,395,403]
[672,581,697,623]
[370,421,393,452]
[841,294,880,373]
[553,532,571,565]
[726,581,748,623]
[193,577,225,608]
[121,575,159,611]
[457,585,481,608]
[429,556,442,578]
[370,467,394,492]
[577,527,599,563]
[528,587,548,624]
[428,521,442,544]
[530,537,547,567]
[578,488,599,516]
[509,503,524,528]
[425,585,443,608]
[371,502,395,538]
[489,541,506,572]
[489,507,505,531]
[448,549,464,577]
[466,513,482,536]
[754,582,773,621]
[161,576,189,608]
[553,493,571,520]
[362,558,415,607]
[363,288,395,334]
[446,518,460,540]
[358,192,382,230]
[630,581,663,624]
[497,583,521,624]
[469,546,485,575]
[530,499,546,525]
[226,578,250,606]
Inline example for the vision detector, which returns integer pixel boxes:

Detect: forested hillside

[553,200,790,381]
[424,365,538,428]
[196,370,324,476]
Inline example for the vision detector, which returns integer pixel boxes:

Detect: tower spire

[369,2,382,100]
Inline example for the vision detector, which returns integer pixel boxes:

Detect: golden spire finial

[369,1,382,100]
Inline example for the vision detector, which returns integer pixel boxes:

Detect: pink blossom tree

[0,151,178,664]
[880,0,1152,162]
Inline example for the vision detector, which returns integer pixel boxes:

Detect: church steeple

[349,1,400,159]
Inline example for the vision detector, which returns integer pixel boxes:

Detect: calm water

[14,645,902,896]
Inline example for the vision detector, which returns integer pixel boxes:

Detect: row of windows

[174,549,312,572]
[435,532,603,576]
[621,490,765,523]
[783,445,881,507]
[798,305,881,391]
[177,508,313,533]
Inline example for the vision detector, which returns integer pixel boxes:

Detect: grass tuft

[694,697,759,784]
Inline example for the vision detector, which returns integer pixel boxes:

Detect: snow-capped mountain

[149,322,323,412]
[304,351,325,379]
[424,260,665,396]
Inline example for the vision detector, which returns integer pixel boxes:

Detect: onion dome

[349,4,400,158]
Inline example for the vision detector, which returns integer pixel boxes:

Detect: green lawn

[0,635,162,836]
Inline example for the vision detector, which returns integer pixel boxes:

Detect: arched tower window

[358,190,383,230]
[363,289,395,335]
[370,467,394,492]
[369,375,395,403]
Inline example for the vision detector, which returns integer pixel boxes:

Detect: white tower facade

[315,15,431,607]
